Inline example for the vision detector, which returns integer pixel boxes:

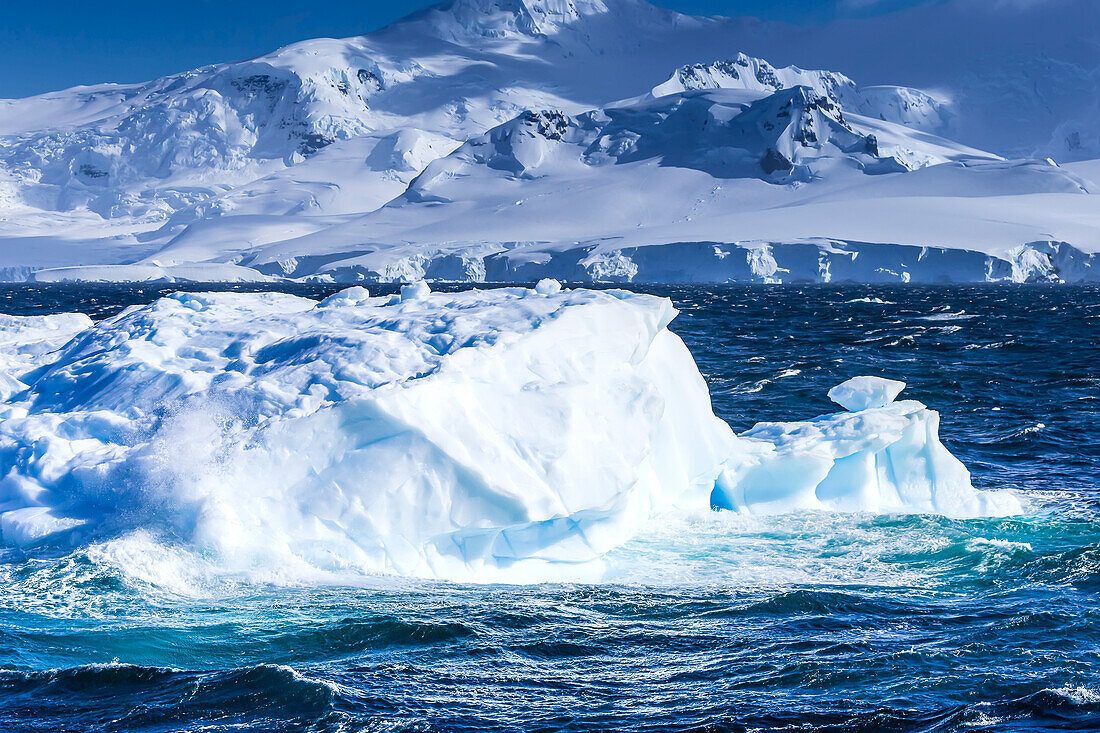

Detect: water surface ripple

[0,283,1097,732]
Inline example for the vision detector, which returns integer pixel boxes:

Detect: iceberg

[827,376,907,412]
[0,312,93,400]
[0,287,735,580]
[715,399,1022,518]
[0,287,1022,582]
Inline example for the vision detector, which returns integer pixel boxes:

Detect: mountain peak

[653,54,952,135]
[425,0,629,39]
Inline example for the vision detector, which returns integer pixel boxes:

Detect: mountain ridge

[0,0,1097,284]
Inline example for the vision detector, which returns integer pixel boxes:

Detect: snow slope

[182,89,1095,284]
[0,0,1098,283]
[651,54,951,135]
[0,286,1021,582]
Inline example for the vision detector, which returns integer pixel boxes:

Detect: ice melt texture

[0,287,1022,581]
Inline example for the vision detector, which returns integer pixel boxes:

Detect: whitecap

[966,537,1033,553]
[1046,686,1100,705]
[916,312,978,321]
[845,297,895,305]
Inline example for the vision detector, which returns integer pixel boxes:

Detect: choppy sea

[1,283,1097,732]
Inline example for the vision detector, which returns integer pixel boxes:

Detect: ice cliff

[0,286,1022,582]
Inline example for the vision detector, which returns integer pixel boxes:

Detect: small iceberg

[827,376,907,411]
[716,377,1022,517]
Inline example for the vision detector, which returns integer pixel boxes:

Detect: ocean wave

[965,540,1100,589]
[855,333,919,347]
[972,423,1048,446]
[1045,686,1100,705]
[0,281,1095,732]
[7,500,1079,608]
[963,339,1021,350]
[732,378,770,394]
[729,367,803,395]
[1017,423,1047,436]
[272,617,477,653]
[740,589,888,616]
[886,335,917,347]
[916,311,978,321]
[0,661,181,691]
[601,509,1061,590]
[965,537,1033,553]
[1014,686,1100,722]
[964,537,1035,572]
[0,662,342,724]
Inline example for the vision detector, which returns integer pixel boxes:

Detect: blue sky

[0,0,923,99]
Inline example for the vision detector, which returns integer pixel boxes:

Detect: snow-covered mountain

[0,0,1098,283]
[196,87,1091,284]
[416,87,941,188]
[651,54,951,135]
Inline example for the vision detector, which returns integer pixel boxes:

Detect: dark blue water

[1,284,1098,732]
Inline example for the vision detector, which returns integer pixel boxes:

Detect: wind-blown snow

[0,287,1022,583]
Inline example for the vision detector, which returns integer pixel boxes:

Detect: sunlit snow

[0,286,1022,582]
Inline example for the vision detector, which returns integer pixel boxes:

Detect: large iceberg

[0,312,93,401]
[0,285,1022,582]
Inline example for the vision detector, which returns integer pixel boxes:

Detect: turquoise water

[1,284,1097,731]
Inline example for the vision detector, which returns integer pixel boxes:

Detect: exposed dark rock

[357,69,384,93]
[522,110,570,140]
[78,164,108,179]
[761,148,793,174]
[299,133,334,155]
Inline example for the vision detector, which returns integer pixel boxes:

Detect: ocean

[1,283,1097,732]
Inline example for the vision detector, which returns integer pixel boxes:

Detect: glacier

[0,286,1023,583]
[0,0,1097,283]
